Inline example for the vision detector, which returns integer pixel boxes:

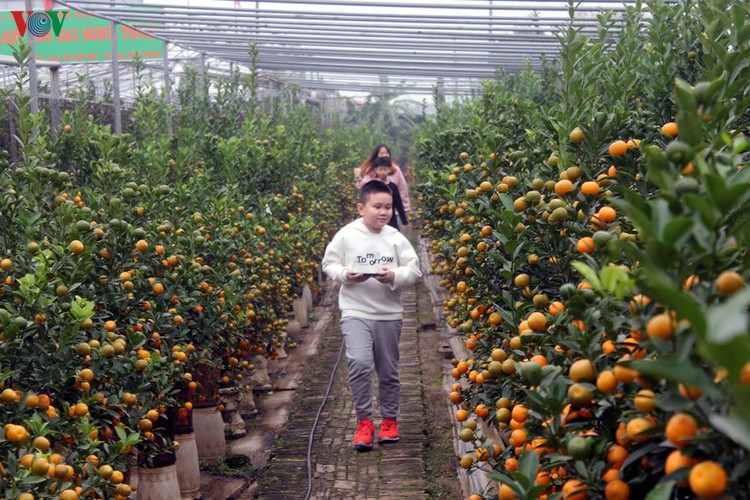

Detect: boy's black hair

[374,156,392,168]
[359,180,392,204]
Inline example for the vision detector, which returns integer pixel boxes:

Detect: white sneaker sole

[378,436,400,443]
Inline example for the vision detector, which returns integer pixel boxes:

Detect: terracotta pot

[192,405,226,461]
[136,463,181,500]
[175,432,200,499]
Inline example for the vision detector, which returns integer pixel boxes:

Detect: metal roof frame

[78,5,620,24]
[115,13,609,29]
[3,0,671,100]
[139,27,568,44]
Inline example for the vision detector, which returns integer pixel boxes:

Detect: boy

[322,180,422,451]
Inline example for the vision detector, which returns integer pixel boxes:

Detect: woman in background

[372,156,408,230]
[356,144,411,213]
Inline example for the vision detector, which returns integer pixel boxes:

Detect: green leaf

[573,460,588,478]
[615,277,636,300]
[499,193,515,212]
[674,78,697,104]
[703,76,727,105]
[571,261,602,290]
[518,451,540,481]
[643,143,670,172]
[706,288,750,344]
[645,480,675,500]
[662,217,694,247]
[704,174,728,210]
[625,357,722,398]
[721,182,750,214]
[486,470,514,484]
[699,335,750,419]
[674,79,703,147]
[525,486,549,500]
[15,274,39,303]
[512,241,527,261]
[651,199,673,238]
[614,197,654,241]
[635,268,707,339]
[18,274,37,290]
[540,365,563,386]
[708,414,750,452]
[599,266,635,299]
[70,297,96,321]
[599,266,619,293]
[737,23,750,46]
[645,157,674,191]
[655,392,698,412]
[523,389,551,410]
[115,425,129,442]
[509,470,531,490]
[682,193,719,228]
[691,220,715,252]
[644,241,678,270]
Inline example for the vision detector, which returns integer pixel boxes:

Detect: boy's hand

[373,268,395,284]
[346,271,369,283]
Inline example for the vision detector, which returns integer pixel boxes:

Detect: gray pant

[340,317,402,421]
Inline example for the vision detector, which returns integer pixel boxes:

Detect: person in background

[322,180,422,451]
[372,156,408,231]
[356,144,411,213]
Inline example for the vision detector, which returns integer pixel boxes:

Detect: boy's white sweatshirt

[322,218,422,320]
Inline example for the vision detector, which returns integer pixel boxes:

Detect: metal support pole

[489,0,494,39]
[162,40,170,99]
[111,21,122,134]
[7,101,17,165]
[25,0,38,114]
[50,66,60,132]
[200,52,206,94]
[162,39,171,135]
[255,1,260,37]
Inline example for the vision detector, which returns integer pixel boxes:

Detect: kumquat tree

[2,0,750,497]
[0,40,363,499]
[417,0,750,498]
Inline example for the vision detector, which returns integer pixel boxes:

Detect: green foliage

[345,92,424,167]
[0,37,360,498]
[416,0,750,498]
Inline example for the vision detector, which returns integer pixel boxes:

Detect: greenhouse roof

[53,0,667,95]
[0,0,674,100]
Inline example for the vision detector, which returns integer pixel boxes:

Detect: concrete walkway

[251,287,429,499]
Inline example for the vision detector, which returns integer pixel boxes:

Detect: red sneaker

[353,418,375,450]
[378,418,400,443]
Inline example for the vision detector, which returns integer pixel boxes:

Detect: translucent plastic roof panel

[45,0,673,94]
